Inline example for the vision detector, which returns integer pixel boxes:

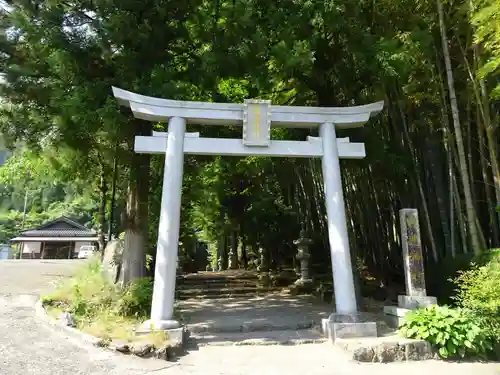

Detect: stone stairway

[175,270,330,346]
[175,270,400,353]
[175,270,278,300]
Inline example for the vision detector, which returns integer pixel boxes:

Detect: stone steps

[190,328,326,346]
[177,287,278,300]
[179,270,258,280]
[178,279,259,288]
[187,319,319,334]
[176,270,272,300]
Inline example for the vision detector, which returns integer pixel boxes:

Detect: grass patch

[41,256,170,347]
[45,304,63,319]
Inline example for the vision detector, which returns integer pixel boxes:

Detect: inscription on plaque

[243,99,271,147]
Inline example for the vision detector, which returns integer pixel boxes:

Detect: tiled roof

[20,229,96,238]
[16,216,97,238]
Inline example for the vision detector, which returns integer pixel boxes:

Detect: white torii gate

[113,87,384,330]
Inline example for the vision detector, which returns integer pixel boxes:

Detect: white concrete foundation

[383,306,412,329]
[398,295,437,310]
[139,319,181,332]
[321,318,377,342]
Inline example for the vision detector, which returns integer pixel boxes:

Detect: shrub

[116,277,154,318]
[42,258,153,322]
[41,259,171,343]
[42,257,115,317]
[452,249,500,339]
[425,253,476,304]
[399,305,493,358]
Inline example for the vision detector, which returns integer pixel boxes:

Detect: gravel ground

[0,259,499,375]
[0,259,84,296]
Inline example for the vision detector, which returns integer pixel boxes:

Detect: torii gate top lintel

[112,86,384,129]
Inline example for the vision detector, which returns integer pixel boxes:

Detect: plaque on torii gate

[112,87,383,331]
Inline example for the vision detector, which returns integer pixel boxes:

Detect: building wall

[0,244,12,260]
[0,134,14,167]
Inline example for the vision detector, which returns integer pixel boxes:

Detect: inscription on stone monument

[400,209,426,296]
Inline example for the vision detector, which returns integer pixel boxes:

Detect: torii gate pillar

[320,122,357,314]
[149,117,185,329]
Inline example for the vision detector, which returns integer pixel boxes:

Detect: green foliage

[43,257,114,318]
[0,198,98,242]
[425,253,476,304]
[43,258,153,322]
[0,0,499,296]
[116,277,153,318]
[400,305,494,358]
[452,249,500,338]
[0,147,97,212]
[470,0,500,96]
[0,146,100,242]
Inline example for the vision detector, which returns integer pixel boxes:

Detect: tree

[0,0,205,284]
[437,0,484,254]
[0,0,498,300]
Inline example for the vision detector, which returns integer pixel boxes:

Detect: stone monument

[384,209,438,328]
[101,239,123,284]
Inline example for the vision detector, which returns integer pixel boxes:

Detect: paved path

[180,294,330,329]
[0,260,499,375]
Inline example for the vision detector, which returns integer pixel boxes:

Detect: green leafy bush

[43,258,154,322]
[42,257,115,317]
[41,259,175,343]
[399,305,493,358]
[453,249,500,339]
[116,277,153,318]
[425,253,475,304]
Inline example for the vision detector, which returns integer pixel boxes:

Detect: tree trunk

[478,111,499,246]
[239,223,248,269]
[448,147,456,258]
[119,121,150,285]
[220,229,229,270]
[228,227,239,269]
[394,92,439,262]
[437,0,483,254]
[107,152,118,242]
[453,173,468,255]
[97,163,107,254]
[425,138,450,258]
[457,35,500,244]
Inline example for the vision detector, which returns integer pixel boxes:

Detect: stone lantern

[257,246,271,285]
[293,229,313,290]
